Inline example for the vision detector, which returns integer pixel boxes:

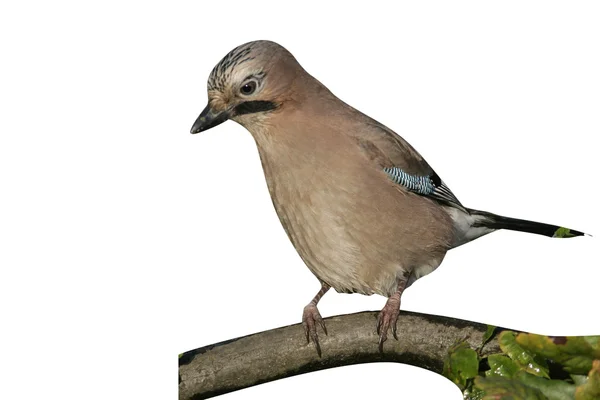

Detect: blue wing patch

[383,167,436,195]
[383,167,465,210]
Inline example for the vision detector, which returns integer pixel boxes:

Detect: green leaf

[576,360,600,400]
[464,385,485,400]
[443,341,479,390]
[516,334,600,375]
[552,227,577,238]
[516,371,576,400]
[486,354,520,378]
[571,375,588,386]
[474,376,549,400]
[499,331,550,378]
[482,325,497,347]
[583,336,600,351]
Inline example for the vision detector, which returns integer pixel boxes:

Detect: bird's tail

[466,208,587,238]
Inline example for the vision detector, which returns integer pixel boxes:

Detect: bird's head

[190,40,300,134]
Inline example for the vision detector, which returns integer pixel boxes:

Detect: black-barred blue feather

[383,167,436,195]
[383,167,466,211]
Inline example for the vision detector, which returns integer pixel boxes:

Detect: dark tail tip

[468,208,589,239]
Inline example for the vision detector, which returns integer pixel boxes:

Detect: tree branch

[179,311,501,399]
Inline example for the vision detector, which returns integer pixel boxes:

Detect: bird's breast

[253,137,410,296]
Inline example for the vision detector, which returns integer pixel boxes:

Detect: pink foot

[302,303,327,357]
[376,296,401,352]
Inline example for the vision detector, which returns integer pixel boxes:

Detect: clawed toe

[376,298,400,352]
[302,304,327,357]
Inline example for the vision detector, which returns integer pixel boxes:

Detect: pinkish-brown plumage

[191,40,586,353]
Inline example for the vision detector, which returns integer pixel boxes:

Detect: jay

[190,40,586,355]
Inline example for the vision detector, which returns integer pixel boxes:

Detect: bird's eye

[240,81,257,95]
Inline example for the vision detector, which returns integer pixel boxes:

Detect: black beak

[190,104,230,134]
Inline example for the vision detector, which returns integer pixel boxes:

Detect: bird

[190,40,587,355]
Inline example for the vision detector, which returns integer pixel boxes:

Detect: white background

[1,1,599,399]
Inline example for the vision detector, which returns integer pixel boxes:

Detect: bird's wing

[353,120,466,211]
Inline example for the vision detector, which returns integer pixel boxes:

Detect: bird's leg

[376,277,408,352]
[302,282,330,357]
